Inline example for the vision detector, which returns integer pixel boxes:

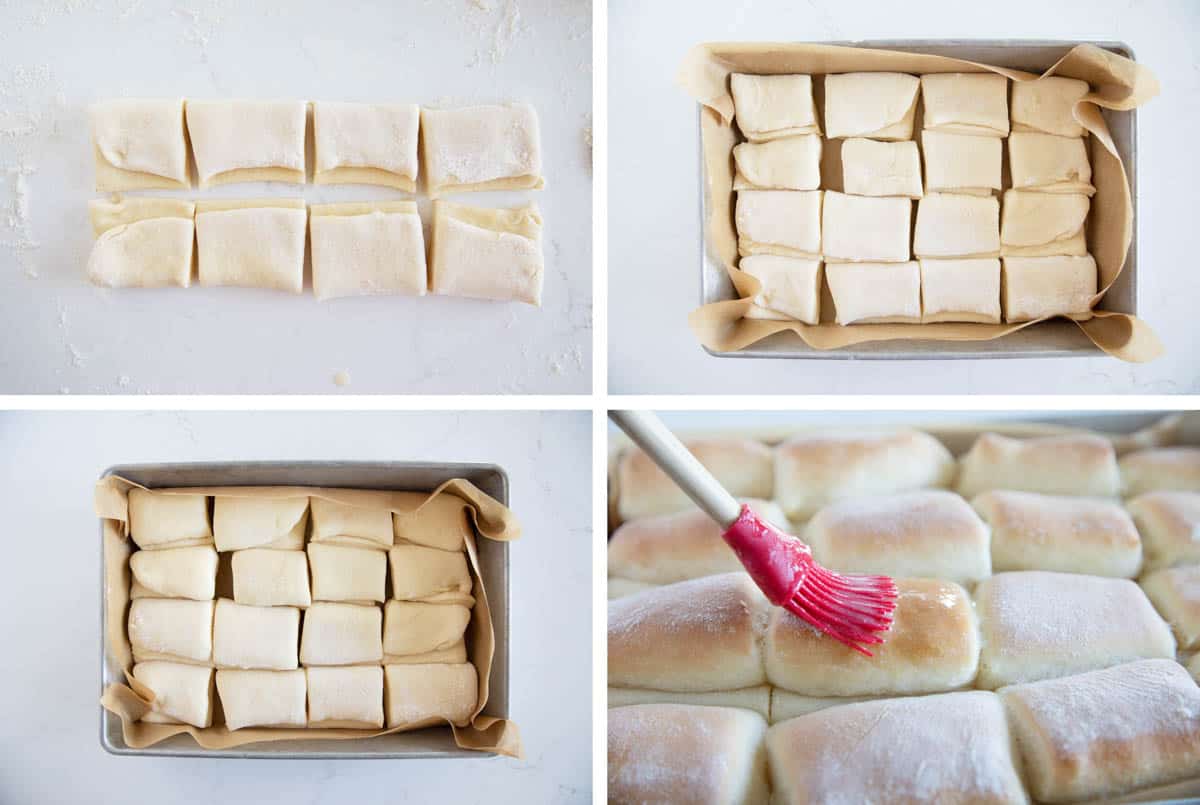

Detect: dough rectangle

[732,136,821,190]
[87,198,195,289]
[128,598,214,664]
[730,73,819,141]
[1002,254,1097,322]
[826,261,921,324]
[212,496,308,552]
[919,258,1001,323]
[128,489,212,550]
[429,200,544,306]
[91,98,189,191]
[388,543,472,601]
[821,192,911,263]
[735,190,822,258]
[308,496,393,549]
[384,662,478,729]
[306,665,384,728]
[920,130,1002,195]
[231,548,311,608]
[212,598,300,670]
[184,99,307,188]
[382,600,471,658]
[392,492,474,552]
[739,255,822,323]
[913,193,1000,259]
[840,138,922,198]
[1000,190,1090,257]
[309,201,427,301]
[920,72,1010,136]
[194,199,307,294]
[420,103,543,196]
[299,602,382,666]
[823,72,919,140]
[133,661,213,728]
[308,543,387,604]
[1008,132,1094,195]
[1011,75,1090,138]
[215,669,306,730]
[312,101,419,190]
[130,545,218,600]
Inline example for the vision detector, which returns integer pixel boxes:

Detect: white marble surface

[0,411,591,804]
[0,0,592,394]
[608,0,1200,394]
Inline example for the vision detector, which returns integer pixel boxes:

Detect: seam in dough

[312,101,419,191]
[185,99,307,188]
[310,201,427,301]
[420,103,543,197]
[87,197,196,288]
[429,199,544,306]
[91,98,189,191]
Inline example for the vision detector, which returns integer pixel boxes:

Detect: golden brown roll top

[956,432,1121,499]
[1120,446,1200,497]
[1141,565,1200,651]
[1126,491,1200,570]
[615,438,774,521]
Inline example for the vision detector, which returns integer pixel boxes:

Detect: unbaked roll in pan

[216,669,307,730]
[127,488,212,550]
[306,665,384,729]
[128,598,214,665]
[309,497,394,549]
[132,661,213,728]
[383,662,477,729]
[730,73,820,142]
[212,495,308,552]
[130,545,218,600]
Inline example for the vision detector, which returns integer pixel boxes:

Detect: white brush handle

[610,410,742,528]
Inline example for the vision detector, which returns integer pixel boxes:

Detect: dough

[91,98,189,191]
[1120,447,1200,496]
[231,549,311,608]
[825,261,921,324]
[972,490,1142,577]
[128,598,214,664]
[215,669,307,730]
[920,73,1010,136]
[194,199,307,293]
[184,99,306,187]
[920,130,1002,196]
[732,136,821,190]
[730,73,820,141]
[1008,132,1094,195]
[840,138,922,198]
[616,438,774,521]
[127,488,212,550]
[384,663,478,728]
[383,639,468,666]
[429,200,544,306]
[86,198,195,288]
[1011,75,1090,138]
[957,432,1120,498]
[823,72,920,140]
[919,258,1001,323]
[309,202,426,301]
[309,497,393,549]
[735,190,822,258]
[607,578,657,600]
[1000,659,1200,803]
[1190,653,1200,683]
[609,704,769,805]
[388,543,472,601]
[382,601,471,658]
[300,603,382,666]
[821,191,911,263]
[212,496,308,552]
[133,661,213,727]
[420,103,543,196]
[606,685,772,719]
[392,492,474,552]
[308,543,387,604]
[739,255,822,323]
[974,571,1175,689]
[306,665,384,728]
[1000,190,1089,257]
[913,192,1000,259]
[312,101,420,190]
[130,545,218,600]
[1002,254,1097,322]
[1126,491,1200,570]
[767,691,1026,805]
[212,598,300,670]
[769,691,882,723]
[1141,566,1200,650]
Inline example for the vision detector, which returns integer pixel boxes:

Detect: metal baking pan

[700,39,1138,360]
[99,460,510,759]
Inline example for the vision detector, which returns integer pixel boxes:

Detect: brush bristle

[787,565,898,656]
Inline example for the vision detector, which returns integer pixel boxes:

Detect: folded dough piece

[129,598,214,664]
[974,571,1175,689]
[300,602,383,666]
[919,258,1001,323]
[91,98,188,191]
[382,601,470,660]
[767,691,1027,805]
[1121,447,1200,496]
[392,492,475,552]
[608,578,657,600]
[739,256,822,323]
[957,432,1120,499]
[420,103,543,196]
[310,202,427,301]
[1141,566,1200,650]
[309,497,393,549]
[735,190,822,258]
[730,73,819,141]
[1000,190,1089,257]
[1126,491,1200,570]
[309,543,387,604]
[616,438,774,521]
[609,704,769,805]
[388,543,471,601]
[130,545,218,600]
[86,198,195,288]
[1008,132,1094,195]
[312,101,419,190]
[216,669,307,730]
[1011,75,1090,138]
[606,685,771,719]
[232,549,310,607]
[1002,255,1097,322]
[212,598,300,670]
[920,130,1002,196]
[213,496,308,552]
[826,261,921,324]
[384,662,478,728]
[913,193,1000,259]
[429,200,544,306]
[383,638,468,666]
[128,489,212,550]
[732,136,821,190]
[775,429,955,519]
[185,100,305,187]
[1000,659,1200,803]
[840,138,922,198]
[306,665,384,728]
[195,199,307,294]
[920,73,1010,136]
[133,661,213,727]
[823,72,919,140]
[821,191,911,263]
[972,490,1142,577]
[769,691,882,723]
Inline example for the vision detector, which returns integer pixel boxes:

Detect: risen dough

[920,130,1002,196]
[1120,448,1200,496]
[840,138,922,198]
[1008,132,1094,195]
[309,202,426,301]
[312,101,419,190]
[384,662,478,728]
[429,200,544,306]
[1002,255,1097,322]
[212,496,308,552]
[1126,491,1200,570]
[194,199,307,294]
[420,103,543,196]
[130,545,218,600]
[309,497,393,549]
[1011,76,1090,138]
[730,73,820,141]
[86,198,195,288]
[392,492,475,552]
[920,73,1010,136]
[91,98,188,190]
[957,432,1120,498]
[133,661,213,727]
[306,665,384,728]
[1141,565,1200,650]
[918,258,1001,323]
[739,255,822,324]
[212,598,300,670]
[616,438,774,521]
[185,99,306,187]
[299,602,382,666]
[821,192,911,263]
[913,193,1000,259]
[128,488,212,550]
[388,543,472,602]
[735,190,822,258]
[823,72,919,140]
[216,669,306,730]
[732,136,821,190]
[308,543,387,604]
[382,601,471,658]
[231,549,311,608]
[129,598,214,664]
[826,261,921,324]
[1000,190,1089,257]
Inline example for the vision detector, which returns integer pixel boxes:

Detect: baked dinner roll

[1189,653,1200,683]
[766,691,1027,805]
[1141,566,1200,650]
[1000,659,1200,803]
[1127,491,1200,570]
[606,685,771,719]
[607,578,657,600]
[956,432,1121,499]
[132,661,214,728]
[128,489,212,550]
[615,439,773,521]
[974,571,1175,689]
[1120,447,1200,496]
[130,545,218,600]
[609,704,769,805]
[212,496,308,551]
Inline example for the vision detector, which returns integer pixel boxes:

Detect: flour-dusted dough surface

[1011,75,1090,138]
[821,191,911,263]
[957,432,1120,498]
[382,600,471,658]
[1121,448,1200,496]
[919,258,1001,323]
[130,545,218,600]
[823,72,920,140]
[213,496,308,552]
[194,199,307,294]
[86,197,195,288]
[388,543,472,601]
[184,99,307,187]
[1008,132,1094,195]
[920,72,1010,136]
[1142,566,1200,650]
[1002,255,1097,322]
[429,200,544,306]
[606,685,772,719]
[231,548,311,607]
[308,497,393,549]
[840,138,922,198]
[392,492,475,552]
[920,130,1002,196]
[1127,491,1200,570]
[308,543,387,604]
[128,598,214,664]
[127,488,212,550]
[730,73,819,141]
[306,665,384,728]
[732,136,821,190]
[739,255,822,323]
[132,661,213,728]
[1000,190,1090,257]
[914,193,1000,259]
[212,598,300,670]
[616,438,775,521]
[826,261,920,324]
[735,190,822,258]
[309,201,427,301]
[216,669,307,730]
[312,101,419,190]
[384,663,478,729]
[300,602,382,666]
[91,98,189,190]
[421,103,543,196]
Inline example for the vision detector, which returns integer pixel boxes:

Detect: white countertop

[0,410,591,803]
[0,0,592,394]
[608,0,1200,394]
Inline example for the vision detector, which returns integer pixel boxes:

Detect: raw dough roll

[1141,566,1200,650]
[392,492,475,552]
[428,200,544,306]
[212,598,300,671]
[231,549,311,608]
[840,138,922,198]
[608,573,768,692]
[765,578,979,696]
[774,429,955,519]
[821,191,911,263]
[740,256,823,324]
[382,601,471,659]
[420,103,543,196]
[306,665,384,729]
[607,578,657,600]
[1000,190,1089,257]
[913,193,1001,259]
[769,691,881,723]
[1126,491,1200,570]
[804,490,991,585]
[1008,132,1094,195]
[920,73,1010,136]
[195,199,307,294]
[311,101,420,191]
[826,261,921,324]
[130,545,218,600]
[90,98,189,191]
[767,691,1027,805]
[184,99,306,187]
[388,543,471,602]
[128,488,212,550]
[609,704,769,805]
[732,136,821,190]
[86,198,195,288]
[920,130,1002,196]
[384,663,478,728]
[956,432,1121,499]
[309,202,427,301]
[215,669,307,730]
[974,571,1175,689]
[133,661,214,727]
[1000,659,1200,803]
[1011,76,1090,138]
[730,73,820,141]
[1001,254,1097,322]
[1120,447,1200,496]
[383,638,467,666]
[973,490,1142,577]
[606,685,771,719]
[308,544,387,604]
[300,603,383,666]
[735,190,822,258]
[607,499,788,585]
[918,258,1001,324]
[128,598,214,664]
[309,497,393,550]
[212,496,308,552]
[823,72,920,140]
[616,438,774,521]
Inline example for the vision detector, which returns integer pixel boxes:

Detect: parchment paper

[680,43,1163,362]
[96,476,523,758]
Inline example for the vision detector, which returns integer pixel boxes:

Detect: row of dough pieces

[86,197,543,306]
[92,99,542,195]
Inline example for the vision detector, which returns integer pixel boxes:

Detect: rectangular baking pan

[99,460,509,759]
[700,39,1138,360]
